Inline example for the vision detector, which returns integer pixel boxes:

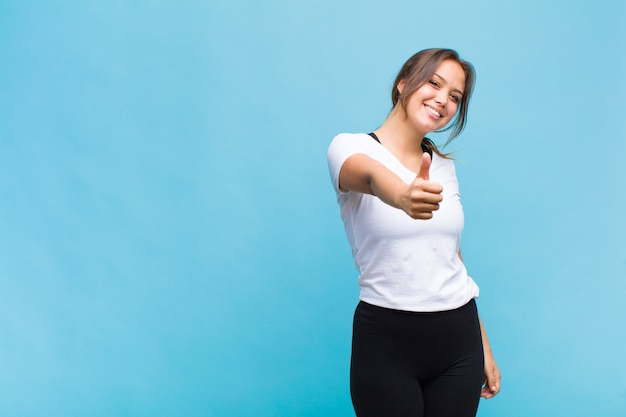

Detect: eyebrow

[433,72,464,96]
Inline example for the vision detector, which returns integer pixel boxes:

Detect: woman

[327,48,500,417]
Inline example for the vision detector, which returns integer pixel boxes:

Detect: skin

[480,313,501,398]
[339,59,501,399]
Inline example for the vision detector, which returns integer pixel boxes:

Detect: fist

[402,152,443,219]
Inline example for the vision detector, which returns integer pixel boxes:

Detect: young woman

[327,48,501,417]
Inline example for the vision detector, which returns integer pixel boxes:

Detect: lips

[425,104,442,118]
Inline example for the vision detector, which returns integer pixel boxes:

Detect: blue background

[1,1,625,416]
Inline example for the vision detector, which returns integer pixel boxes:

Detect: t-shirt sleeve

[327,133,373,194]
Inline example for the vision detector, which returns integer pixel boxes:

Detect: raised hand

[399,152,443,219]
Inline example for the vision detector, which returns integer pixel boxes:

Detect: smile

[425,105,441,118]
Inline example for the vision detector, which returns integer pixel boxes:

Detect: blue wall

[1,1,625,416]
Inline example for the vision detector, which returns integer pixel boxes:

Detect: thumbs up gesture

[400,152,443,219]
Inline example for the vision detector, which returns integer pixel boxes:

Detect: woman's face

[400,59,466,135]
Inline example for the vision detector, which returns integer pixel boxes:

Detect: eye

[428,79,440,88]
[450,94,460,103]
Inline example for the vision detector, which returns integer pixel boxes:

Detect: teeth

[425,105,441,117]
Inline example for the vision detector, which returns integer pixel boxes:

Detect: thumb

[417,152,431,180]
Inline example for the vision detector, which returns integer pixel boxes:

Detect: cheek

[448,103,460,118]
[405,98,423,114]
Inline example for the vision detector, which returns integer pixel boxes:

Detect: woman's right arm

[338,153,444,220]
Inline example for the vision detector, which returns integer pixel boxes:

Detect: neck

[374,107,426,156]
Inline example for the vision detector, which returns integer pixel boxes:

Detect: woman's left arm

[479,316,501,399]
[458,250,501,399]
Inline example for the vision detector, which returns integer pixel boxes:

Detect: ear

[397,79,406,94]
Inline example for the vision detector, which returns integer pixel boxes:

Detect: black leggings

[350,299,484,417]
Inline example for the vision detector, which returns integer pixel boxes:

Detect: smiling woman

[397,59,466,148]
[327,48,500,417]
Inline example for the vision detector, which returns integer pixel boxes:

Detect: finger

[480,382,496,399]
[417,152,431,180]
[408,203,440,218]
[409,187,443,204]
[486,372,500,396]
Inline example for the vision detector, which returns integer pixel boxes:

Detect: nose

[435,92,447,107]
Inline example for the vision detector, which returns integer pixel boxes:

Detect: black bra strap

[367,132,433,157]
[367,132,380,143]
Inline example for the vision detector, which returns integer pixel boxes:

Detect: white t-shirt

[327,132,479,312]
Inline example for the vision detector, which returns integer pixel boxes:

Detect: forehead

[434,60,466,91]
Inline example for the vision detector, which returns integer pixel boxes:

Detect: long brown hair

[392,48,476,155]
